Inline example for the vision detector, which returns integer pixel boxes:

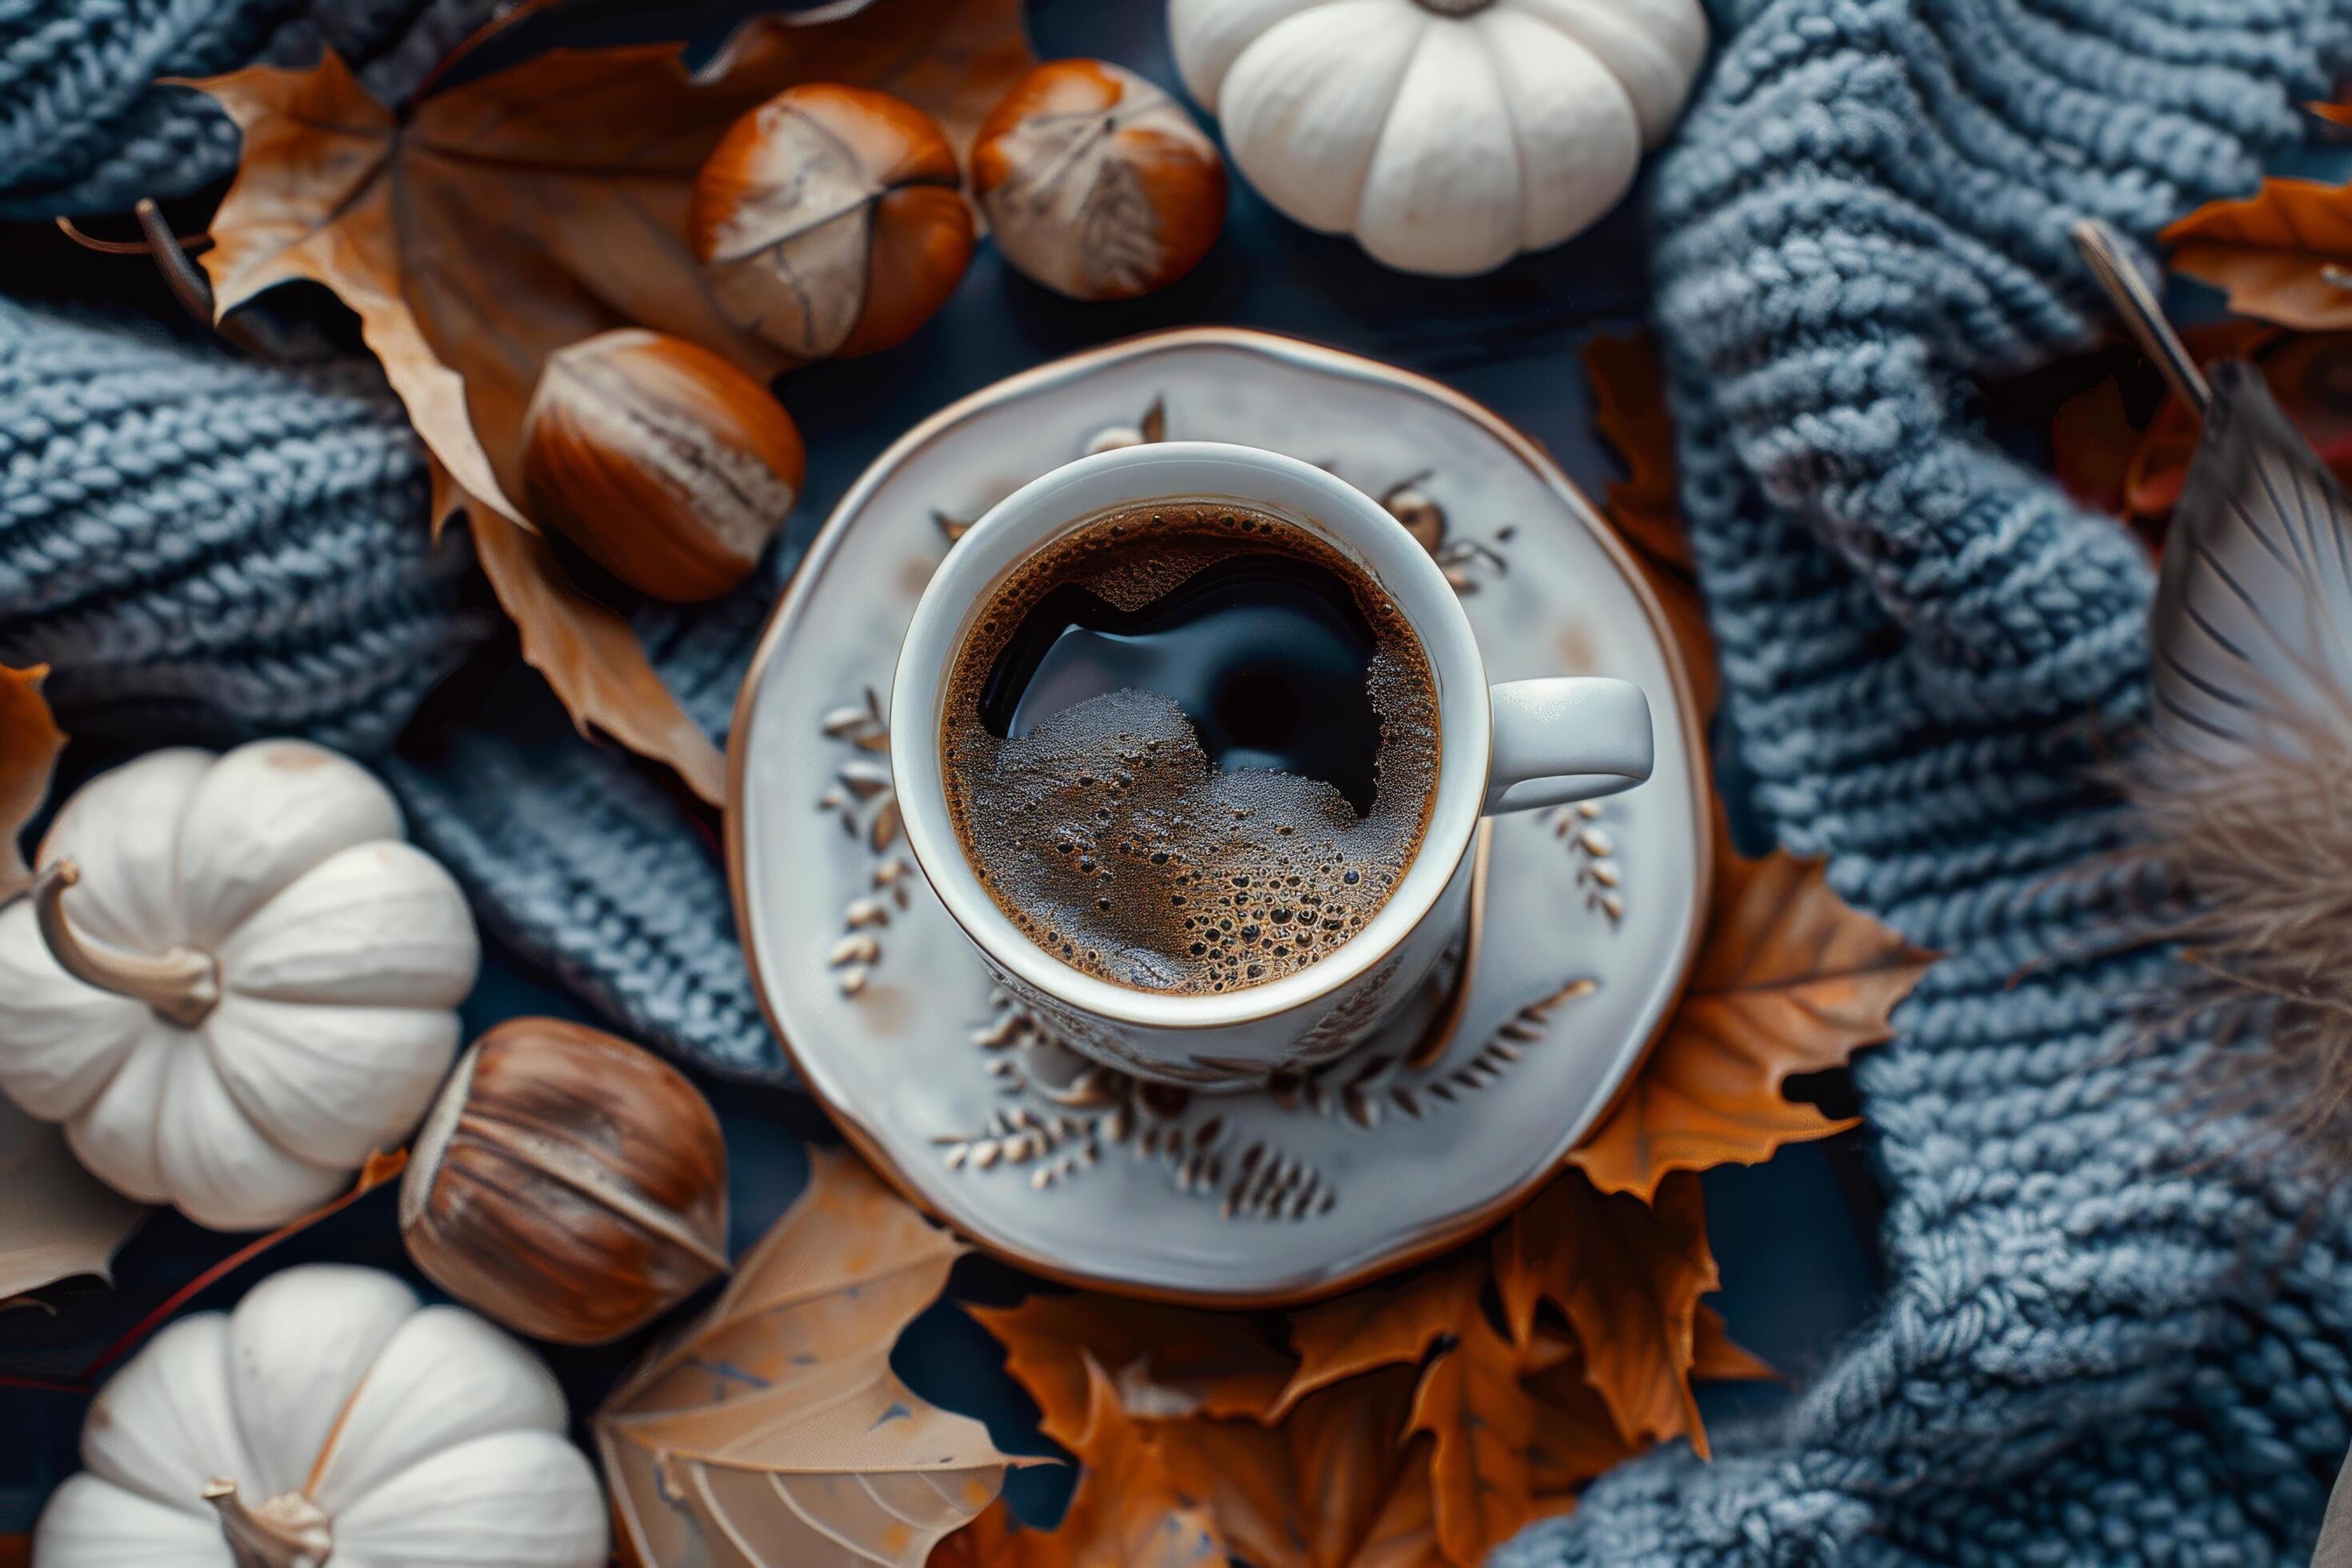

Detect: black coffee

[941,502,1438,995]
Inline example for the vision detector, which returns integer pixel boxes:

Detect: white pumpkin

[1170,0,1708,275]
[34,1264,609,1568]
[0,741,478,1230]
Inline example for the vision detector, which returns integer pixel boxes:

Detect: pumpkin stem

[203,1479,333,1568]
[31,860,222,1028]
[1412,0,1495,13]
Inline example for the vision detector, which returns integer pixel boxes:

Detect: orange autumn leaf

[0,666,65,901]
[1492,1172,1720,1458]
[2163,175,2352,330]
[969,1292,1294,1449]
[1573,815,1934,1201]
[186,0,1032,797]
[1268,1260,1486,1421]
[601,1148,1031,1568]
[1693,1305,1778,1383]
[1517,1335,1638,1503]
[1582,333,1718,715]
[950,1359,1232,1568]
[1154,1367,1429,1568]
[0,1534,23,1568]
[1408,1304,1534,1566]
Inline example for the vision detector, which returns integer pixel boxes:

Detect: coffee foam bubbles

[941,506,1438,996]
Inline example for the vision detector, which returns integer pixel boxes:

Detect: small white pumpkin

[0,741,478,1230]
[1170,0,1708,275]
[34,1264,609,1568]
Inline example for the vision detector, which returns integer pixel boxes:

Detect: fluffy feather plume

[2117,358,2352,1158]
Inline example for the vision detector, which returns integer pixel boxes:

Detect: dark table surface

[0,0,1885,1537]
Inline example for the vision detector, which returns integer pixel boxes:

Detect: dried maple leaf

[0,1096,144,1305]
[1153,1368,1427,1568]
[1409,1305,1534,1566]
[1573,813,1934,1200]
[1582,333,1717,715]
[1692,1305,1777,1382]
[1492,1172,1718,1458]
[968,1291,1294,1446]
[1518,1339,1637,1506]
[945,1359,1231,1568]
[0,666,65,901]
[2163,174,2352,331]
[186,0,1033,799]
[1267,1260,1486,1422]
[599,1147,1032,1568]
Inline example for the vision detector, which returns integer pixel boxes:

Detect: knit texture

[0,0,497,218]
[1498,0,2352,1562]
[0,301,493,751]
[0,297,789,1078]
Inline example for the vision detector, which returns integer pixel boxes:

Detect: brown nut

[522,328,805,602]
[398,1018,730,1345]
[972,60,1226,302]
[692,84,976,359]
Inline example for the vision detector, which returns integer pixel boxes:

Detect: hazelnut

[522,328,805,602]
[399,1018,729,1345]
[972,60,1226,301]
[692,84,975,359]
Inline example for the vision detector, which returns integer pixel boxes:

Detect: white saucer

[727,329,1709,1306]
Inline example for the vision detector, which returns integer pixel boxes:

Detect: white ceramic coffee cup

[890,442,1652,1090]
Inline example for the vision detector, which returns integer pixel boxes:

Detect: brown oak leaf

[599,1148,1033,1568]
[2162,174,2352,331]
[1573,813,1934,1200]
[0,666,65,901]
[968,1291,1294,1448]
[185,0,1032,800]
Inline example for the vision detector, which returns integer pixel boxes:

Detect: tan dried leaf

[600,1148,1031,1567]
[0,1096,144,1302]
[185,0,1032,786]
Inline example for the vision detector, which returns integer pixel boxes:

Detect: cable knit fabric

[0,297,787,1078]
[0,301,493,751]
[1496,0,2352,1562]
[0,0,497,219]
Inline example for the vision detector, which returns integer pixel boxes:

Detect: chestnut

[399,1018,730,1346]
[972,60,1227,302]
[522,327,805,602]
[692,84,976,359]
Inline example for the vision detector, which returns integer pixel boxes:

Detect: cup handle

[1483,678,1654,814]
